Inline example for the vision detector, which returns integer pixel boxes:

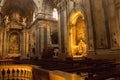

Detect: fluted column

[0,6,2,56]
[0,31,3,57]
[22,29,26,58]
[57,0,72,59]
[47,24,51,45]
[3,28,7,57]
[57,0,67,53]
[57,8,61,53]
[35,26,40,58]
[40,27,44,52]
[25,30,29,57]
[117,3,120,47]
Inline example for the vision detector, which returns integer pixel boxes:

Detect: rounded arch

[68,9,88,58]
[69,10,84,25]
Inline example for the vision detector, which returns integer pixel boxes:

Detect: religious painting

[9,32,20,53]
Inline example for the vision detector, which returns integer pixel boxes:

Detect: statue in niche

[9,34,19,53]
[4,15,11,31]
[76,40,87,56]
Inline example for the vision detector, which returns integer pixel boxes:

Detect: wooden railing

[0,65,32,80]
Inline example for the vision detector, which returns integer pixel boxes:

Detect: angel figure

[4,15,9,25]
[22,17,27,26]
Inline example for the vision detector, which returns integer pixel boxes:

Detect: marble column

[47,24,51,45]
[0,6,2,57]
[118,7,120,47]
[38,27,42,59]
[3,28,7,56]
[58,1,66,53]
[0,31,3,57]
[58,8,62,54]
[40,23,45,53]
[22,29,26,58]
[25,30,29,57]
[36,26,40,58]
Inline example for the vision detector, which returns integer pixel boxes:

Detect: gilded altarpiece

[69,10,87,57]
[2,11,29,58]
[8,31,20,54]
[5,28,25,58]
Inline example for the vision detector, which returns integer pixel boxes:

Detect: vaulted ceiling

[2,0,36,24]
[0,0,61,25]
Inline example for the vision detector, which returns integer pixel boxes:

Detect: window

[53,8,58,20]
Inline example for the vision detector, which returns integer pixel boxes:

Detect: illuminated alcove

[69,10,87,58]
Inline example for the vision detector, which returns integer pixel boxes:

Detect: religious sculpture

[77,40,87,56]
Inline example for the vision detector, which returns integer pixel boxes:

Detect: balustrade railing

[0,59,15,65]
[0,65,32,80]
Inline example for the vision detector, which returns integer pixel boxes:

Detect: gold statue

[77,40,87,56]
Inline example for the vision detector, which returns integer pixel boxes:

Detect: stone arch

[68,9,88,58]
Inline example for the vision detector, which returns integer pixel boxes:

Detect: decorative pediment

[4,12,27,30]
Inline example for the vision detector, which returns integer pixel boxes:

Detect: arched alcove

[69,10,88,58]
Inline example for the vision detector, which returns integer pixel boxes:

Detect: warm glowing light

[53,8,58,20]
[69,11,87,58]
[0,65,32,80]
[69,11,84,25]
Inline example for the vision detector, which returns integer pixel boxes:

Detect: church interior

[0,0,120,80]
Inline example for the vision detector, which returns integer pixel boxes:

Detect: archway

[69,10,87,58]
